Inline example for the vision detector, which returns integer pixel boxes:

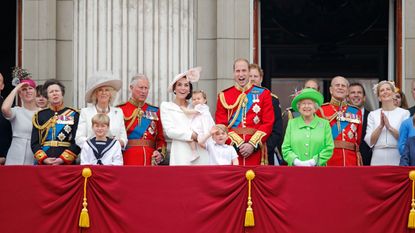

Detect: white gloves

[293,158,316,167]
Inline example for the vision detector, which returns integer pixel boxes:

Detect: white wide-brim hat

[85,71,122,103]
[168,67,202,93]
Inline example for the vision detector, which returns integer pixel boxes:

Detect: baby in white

[180,90,215,161]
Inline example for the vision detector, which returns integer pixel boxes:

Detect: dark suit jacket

[400,136,415,166]
[0,96,12,157]
[266,95,283,165]
[409,106,415,117]
[360,108,372,165]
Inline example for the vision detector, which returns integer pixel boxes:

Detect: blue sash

[42,110,76,152]
[230,86,264,127]
[331,106,358,139]
[129,105,158,139]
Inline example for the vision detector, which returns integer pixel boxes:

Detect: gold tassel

[79,168,92,228]
[409,171,415,229]
[244,170,256,227]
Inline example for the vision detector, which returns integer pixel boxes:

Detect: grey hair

[330,76,350,87]
[297,99,319,111]
[130,74,149,88]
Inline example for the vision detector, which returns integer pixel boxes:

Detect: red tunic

[118,99,166,165]
[316,98,362,166]
[215,83,274,165]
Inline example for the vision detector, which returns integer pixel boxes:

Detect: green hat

[291,88,324,112]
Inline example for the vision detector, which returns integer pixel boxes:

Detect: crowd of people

[1,58,415,166]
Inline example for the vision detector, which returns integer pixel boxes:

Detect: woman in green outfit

[282,88,334,166]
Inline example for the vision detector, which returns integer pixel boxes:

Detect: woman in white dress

[160,67,209,165]
[1,75,39,165]
[75,71,127,149]
[364,81,410,165]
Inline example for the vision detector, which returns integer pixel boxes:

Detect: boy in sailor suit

[80,114,123,165]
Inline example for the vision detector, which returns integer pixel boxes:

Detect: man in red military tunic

[118,74,166,165]
[316,76,363,166]
[215,58,274,165]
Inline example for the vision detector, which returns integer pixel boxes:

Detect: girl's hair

[192,90,207,103]
[214,124,228,134]
[91,113,110,126]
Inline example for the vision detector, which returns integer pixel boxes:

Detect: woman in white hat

[160,67,209,165]
[75,71,128,150]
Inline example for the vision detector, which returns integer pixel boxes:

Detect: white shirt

[206,139,238,165]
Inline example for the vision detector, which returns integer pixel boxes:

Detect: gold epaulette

[65,107,80,113]
[271,93,279,99]
[321,102,330,106]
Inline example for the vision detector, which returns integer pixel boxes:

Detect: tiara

[372,80,395,97]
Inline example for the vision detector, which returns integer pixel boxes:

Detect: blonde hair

[373,80,396,97]
[91,86,117,105]
[91,113,110,126]
[214,124,228,134]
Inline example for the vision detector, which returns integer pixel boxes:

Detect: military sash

[42,109,76,151]
[331,106,359,139]
[230,86,264,127]
[129,105,158,140]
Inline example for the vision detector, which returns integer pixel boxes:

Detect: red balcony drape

[0,166,415,233]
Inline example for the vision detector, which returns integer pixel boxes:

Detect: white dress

[190,104,215,142]
[5,107,37,165]
[75,106,128,148]
[160,101,209,165]
[364,107,409,165]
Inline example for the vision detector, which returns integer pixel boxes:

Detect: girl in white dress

[180,90,215,161]
[364,81,410,165]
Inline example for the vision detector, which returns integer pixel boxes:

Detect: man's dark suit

[267,94,283,165]
[409,106,415,117]
[360,108,372,165]
[0,96,12,159]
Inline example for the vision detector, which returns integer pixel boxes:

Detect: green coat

[282,115,334,166]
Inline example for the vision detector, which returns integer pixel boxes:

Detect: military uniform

[215,83,274,165]
[118,98,166,165]
[31,105,80,164]
[316,98,363,166]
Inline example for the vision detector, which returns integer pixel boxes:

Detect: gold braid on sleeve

[228,131,244,147]
[249,130,266,149]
